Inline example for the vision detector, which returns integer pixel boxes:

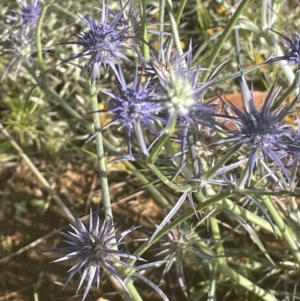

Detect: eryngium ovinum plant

[2,0,300,300]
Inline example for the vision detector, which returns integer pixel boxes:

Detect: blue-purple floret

[60,2,132,82]
[221,75,291,181]
[101,67,163,143]
[51,206,140,301]
[21,0,41,28]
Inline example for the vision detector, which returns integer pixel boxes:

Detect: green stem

[127,280,143,301]
[139,0,150,59]
[218,198,281,236]
[175,0,188,25]
[202,0,252,82]
[261,195,300,265]
[147,112,177,163]
[158,0,165,61]
[166,0,184,56]
[36,3,48,74]
[221,265,277,301]
[209,198,277,301]
[90,81,112,218]
[209,214,226,265]
[147,164,192,193]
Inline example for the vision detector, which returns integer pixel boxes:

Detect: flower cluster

[2,0,298,299]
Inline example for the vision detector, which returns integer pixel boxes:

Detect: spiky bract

[268,28,300,66]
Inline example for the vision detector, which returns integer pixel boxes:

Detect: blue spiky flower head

[99,66,164,155]
[50,206,141,301]
[220,74,292,183]
[268,28,300,66]
[60,1,133,83]
[21,0,41,28]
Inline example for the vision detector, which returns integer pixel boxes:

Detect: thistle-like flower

[50,207,141,300]
[0,0,41,80]
[150,45,219,170]
[219,74,292,183]
[0,28,37,81]
[60,1,133,82]
[267,28,300,66]
[20,0,41,29]
[98,66,164,155]
[153,44,216,129]
[156,224,213,298]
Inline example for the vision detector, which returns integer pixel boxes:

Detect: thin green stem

[218,198,281,235]
[261,195,300,265]
[166,0,184,56]
[202,0,252,82]
[158,0,165,61]
[36,3,49,74]
[90,81,112,218]
[139,0,150,59]
[147,164,192,193]
[209,197,277,301]
[221,265,277,301]
[175,0,188,25]
[147,112,177,163]
[126,281,143,301]
[209,214,226,265]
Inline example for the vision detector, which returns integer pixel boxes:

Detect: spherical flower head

[61,2,132,82]
[21,0,41,28]
[100,66,164,148]
[156,224,212,298]
[164,69,196,116]
[51,206,140,301]
[268,28,300,66]
[0,29,36,81]
[221,75,292,181]
[156,56,213,125]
